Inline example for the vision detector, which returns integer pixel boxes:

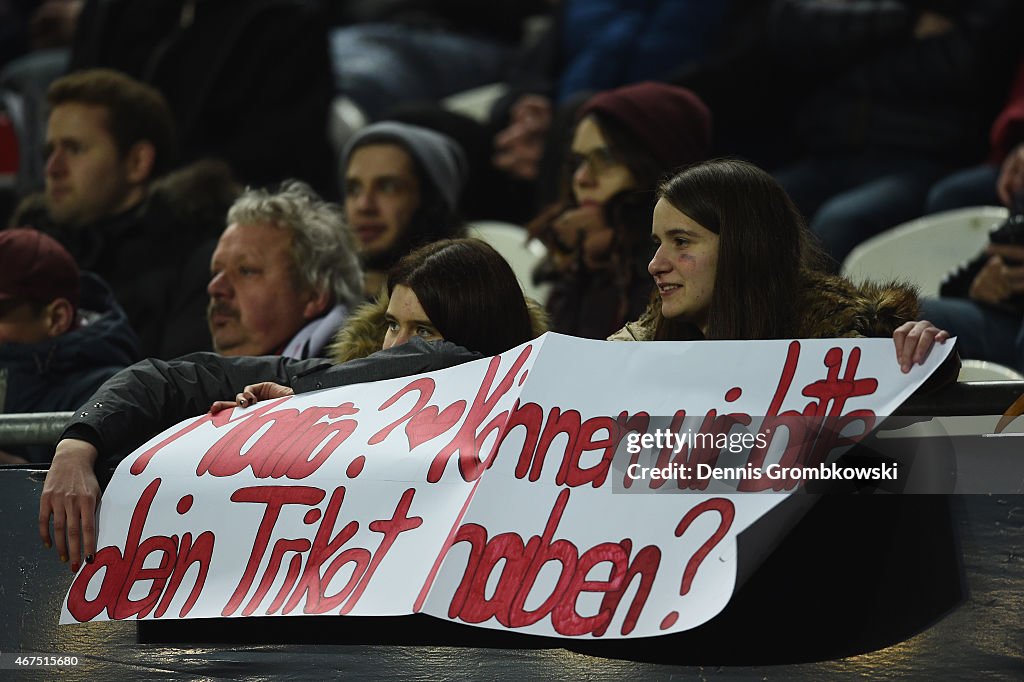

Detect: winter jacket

[1,272,141,462]
[533,190,660,341]
[11,160,238,359]
[327,295,393,364]
[61,337,481,479]
[609,272,920,341]
[282,304,353,360]
[64,284,551,474]
[544,256,653,341]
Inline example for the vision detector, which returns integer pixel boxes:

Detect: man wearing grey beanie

[340,122,468,297]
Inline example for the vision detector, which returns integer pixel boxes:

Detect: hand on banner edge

[39,438,100,572]
[892,320,951,373]
[210,381,295,414]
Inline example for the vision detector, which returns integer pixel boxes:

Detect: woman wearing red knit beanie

[527,81,712,339]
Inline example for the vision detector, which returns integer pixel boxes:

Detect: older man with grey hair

[206,181,363,358]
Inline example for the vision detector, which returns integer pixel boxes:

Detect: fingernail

[71,563,79,572]
[86,554,94,564]
[43,540,51,549]
[60,554,68,563]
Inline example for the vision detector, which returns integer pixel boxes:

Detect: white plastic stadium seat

[841,206,1008,298]
[467,221,551,305]
[442,83,510,123]
[957,359,1024,382]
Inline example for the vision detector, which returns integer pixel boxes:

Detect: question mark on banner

[660,498,735,630]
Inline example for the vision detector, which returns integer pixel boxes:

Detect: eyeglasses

[567,146,621,176]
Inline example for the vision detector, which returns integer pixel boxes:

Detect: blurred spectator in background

[340,121,468,298]
[0,1,81,69]
[360,2,732,225]
[919,240,1024,372]
[67,0,338,198]
[919,106,1024,371]
[527,82,712,339]
[0,0,39,69]
[927,59,1024,212]
[327,0,549,126]
[1,2,83,221]
[208,181,363,359]
[857,19,1024,373]
[380,105,533,224]
[765,0,1023,264]
[490,0,731,208]
[9,68,238,358]
[0,228,139,463]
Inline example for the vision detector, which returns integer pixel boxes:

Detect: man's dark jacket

[1,272,141,462]
[62,338,480,478]
[12,161,236,359]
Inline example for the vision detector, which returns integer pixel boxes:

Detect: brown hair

[654,158,821,340]
[48,68,176,176]
[527,110,664,241]
[387,238,534,356]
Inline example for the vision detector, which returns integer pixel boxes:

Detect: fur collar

[609,272,920,341]
[328,293,550,363]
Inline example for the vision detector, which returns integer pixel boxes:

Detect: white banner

[61,333,952,638]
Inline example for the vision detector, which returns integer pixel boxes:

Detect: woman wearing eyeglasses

[526,82,712,339]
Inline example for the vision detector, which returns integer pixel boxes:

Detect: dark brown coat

[609,272,919,341]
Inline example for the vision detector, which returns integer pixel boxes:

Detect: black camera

[940,210,1024,313]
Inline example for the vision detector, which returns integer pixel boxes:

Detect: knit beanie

[0,228,80,310]
[577,82,712,172]
[341,122,468,214]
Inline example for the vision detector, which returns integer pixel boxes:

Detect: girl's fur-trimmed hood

[609,272,920,341]
[328,293,550,364]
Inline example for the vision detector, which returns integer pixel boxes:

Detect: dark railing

[0,411,74,447]
[894,380,1024,417]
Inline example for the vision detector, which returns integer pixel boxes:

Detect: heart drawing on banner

[405,400,467,450]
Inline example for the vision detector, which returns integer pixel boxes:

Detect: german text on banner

[61,333,952,637]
